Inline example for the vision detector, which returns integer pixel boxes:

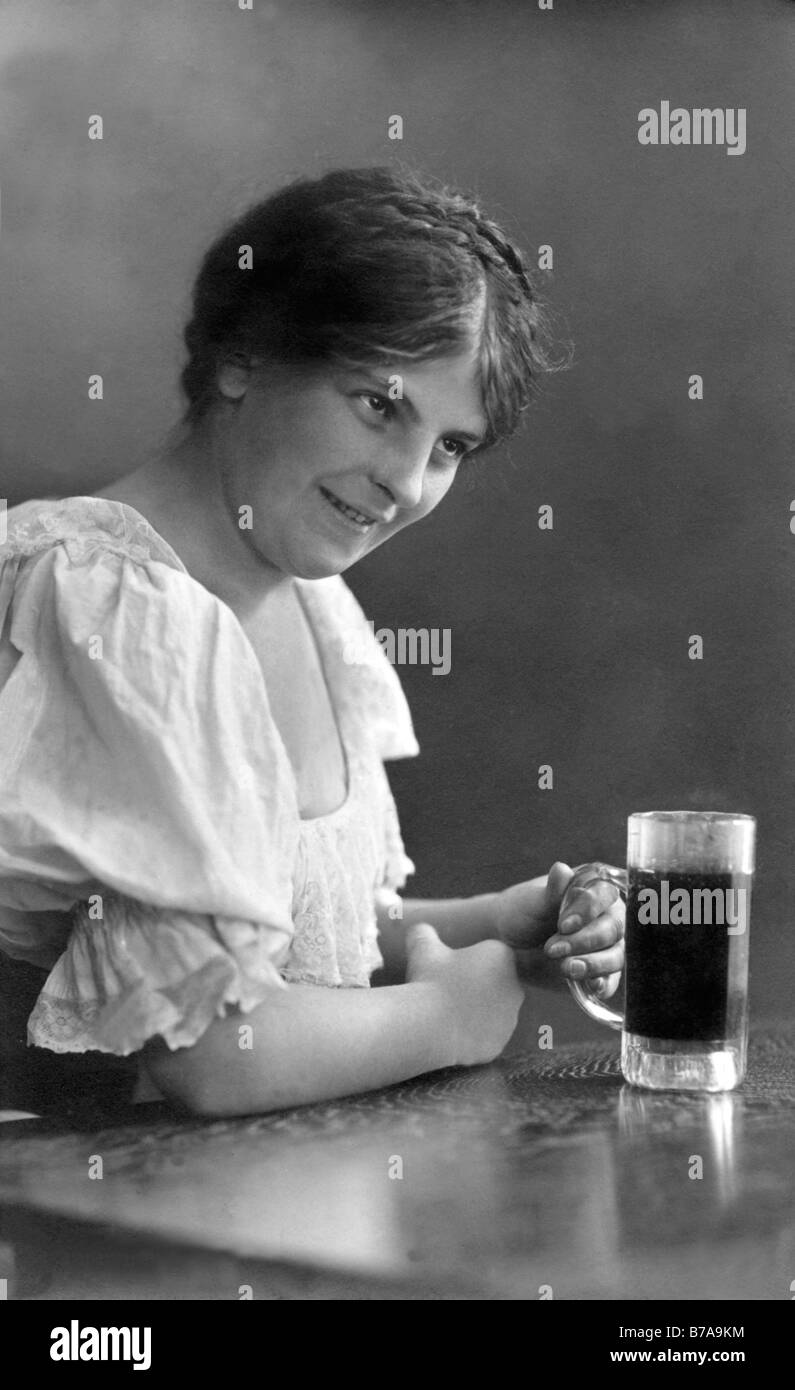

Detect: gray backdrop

[1,0,792,1044]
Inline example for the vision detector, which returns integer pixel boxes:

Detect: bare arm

[376,893,500,976]
[376,864,625,993]
[142,977,454,1118]
[141,910,528,1119]
[376,894,560,987]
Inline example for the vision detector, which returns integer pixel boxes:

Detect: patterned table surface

[0,1021,793,1299]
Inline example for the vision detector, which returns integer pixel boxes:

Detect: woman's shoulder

[0,494,263,695]
[2,495,187,572]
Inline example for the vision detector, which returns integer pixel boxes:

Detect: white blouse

[0,496,418,1058]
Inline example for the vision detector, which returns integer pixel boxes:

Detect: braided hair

[178,166,568,451]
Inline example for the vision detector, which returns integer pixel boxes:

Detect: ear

[216,351,254,402]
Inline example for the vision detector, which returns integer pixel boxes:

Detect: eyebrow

[362,370,487,447]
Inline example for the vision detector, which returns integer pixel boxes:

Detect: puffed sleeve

[0,542,302,1055]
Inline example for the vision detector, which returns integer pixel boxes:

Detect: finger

[545,861,574,910]
[561,944,625,980]
[561,880,620,921]
[558,880,621,932]
[591,971,622,1000]
[404,920,445,960]
[545,909,624,958]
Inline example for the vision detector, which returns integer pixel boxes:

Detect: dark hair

[178,165,569,451]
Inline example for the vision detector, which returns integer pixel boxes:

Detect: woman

[0,166,624,1119]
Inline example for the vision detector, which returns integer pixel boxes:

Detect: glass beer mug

[563,811,756,1092]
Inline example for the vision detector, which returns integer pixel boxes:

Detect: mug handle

[562,862,628,1031]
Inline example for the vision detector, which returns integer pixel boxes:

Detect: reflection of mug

[564,811,756,1092]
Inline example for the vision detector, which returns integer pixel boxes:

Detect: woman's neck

[94,440,292,614]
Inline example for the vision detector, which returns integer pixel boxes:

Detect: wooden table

[0,1021,793,1299]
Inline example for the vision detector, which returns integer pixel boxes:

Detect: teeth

[322,488,374,526]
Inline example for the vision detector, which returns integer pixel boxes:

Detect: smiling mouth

[319,486,379,529]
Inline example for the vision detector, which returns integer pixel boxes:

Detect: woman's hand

[404,921,525,1067]
[493,861,625,998]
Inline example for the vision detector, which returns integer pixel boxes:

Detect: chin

[291,555,355,581]
[283,527,379,579]
[281,544,358,581]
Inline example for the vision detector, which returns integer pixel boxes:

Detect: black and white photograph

[0,0,793,1340]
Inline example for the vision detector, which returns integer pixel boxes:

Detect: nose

[370,440,431,512]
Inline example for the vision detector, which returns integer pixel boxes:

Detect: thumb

[405,920,446,971]
[545,861,574,912]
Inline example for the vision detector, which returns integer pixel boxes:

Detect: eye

[437,437,469,462]
[358,392,391,417]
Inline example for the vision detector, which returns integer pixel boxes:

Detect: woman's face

[213,346,488,580]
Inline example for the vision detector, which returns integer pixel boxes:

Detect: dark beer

[625,869,752,1041]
